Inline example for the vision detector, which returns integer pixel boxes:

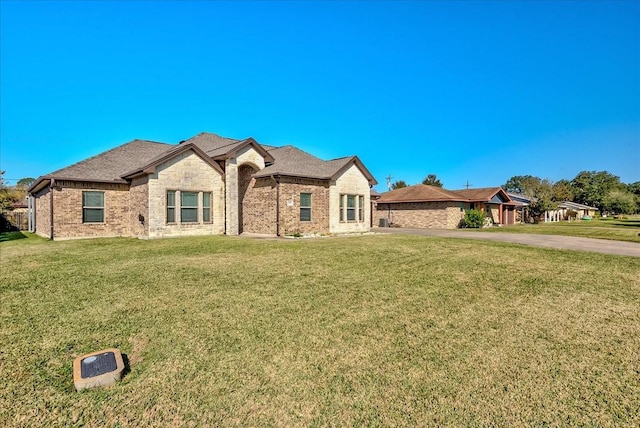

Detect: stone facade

[375,201,467,229]
[226,146,266,236]
[147,150,224,239]
[329,164,371,233]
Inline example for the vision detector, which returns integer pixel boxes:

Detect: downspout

[49,178,55,240]
[270,175,280,236]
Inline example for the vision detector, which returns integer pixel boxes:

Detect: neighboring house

[454,187,519,226]
[545,201,599,222]
[506,193,598,222]
[507,192,531,223]
[27,132,377,240]
[374,185,518,229]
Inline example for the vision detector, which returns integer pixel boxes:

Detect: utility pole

[386,174,394,191]
[463,180,473,190]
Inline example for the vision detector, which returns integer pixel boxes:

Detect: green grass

[1,234,639,427]
[473,217,640,242]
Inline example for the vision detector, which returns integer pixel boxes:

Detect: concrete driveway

[372,227,640,257]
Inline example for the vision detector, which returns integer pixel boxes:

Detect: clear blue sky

[1,1,638,191]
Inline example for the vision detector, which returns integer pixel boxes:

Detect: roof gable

[329,156,377,185]
[121,142,224,178]
[184,132,274,163]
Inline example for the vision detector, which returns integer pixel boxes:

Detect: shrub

[460,209,486,228]
[564,209,578,220]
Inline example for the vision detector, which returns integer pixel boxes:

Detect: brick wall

[241,176,277,235]
[51,181,131,239]
[278,178,330,235]
[33,187,51,239]
[129,176,149,238]
[375,201,467,229]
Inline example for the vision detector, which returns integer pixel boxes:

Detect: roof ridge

[47,139,171,176]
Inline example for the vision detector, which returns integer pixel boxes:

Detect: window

[347,195,356,221]
[340,194,365,223]
[203,192,212,223]
[181,191,198,223]
[167,191,176,223]
[300,192,312,221]
[82,191,104,223]
[167,190,213,224]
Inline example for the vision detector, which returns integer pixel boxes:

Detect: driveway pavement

[372,227,640,257]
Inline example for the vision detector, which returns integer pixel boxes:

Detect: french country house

[27,132,377,240]
[374,185,520,229]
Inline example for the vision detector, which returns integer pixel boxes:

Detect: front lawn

[1,234,638,426]
[476,217,640,242]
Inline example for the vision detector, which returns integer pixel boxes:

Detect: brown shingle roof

[183,132,274,163]
[121,142,225,178]
[453,187,510,202]
[253,146,376,184]
[29,132,377,190]
[253,145,340,179]
[378,185,468,203]
[29,139,173,191]
[180,132,241,157]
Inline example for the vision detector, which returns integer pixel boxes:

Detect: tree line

[389,171,639,216]
[0,172,35,211]
[503,171,639,216]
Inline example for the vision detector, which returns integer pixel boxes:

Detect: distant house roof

[28,132,376,192]
[378,185,519,205]
[377,185,468,203]
[453,187,512,204]
[507,192,531,205]
[558,201,599,211]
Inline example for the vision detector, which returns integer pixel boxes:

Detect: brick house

[374,185,518,229]
[27,132,377,240]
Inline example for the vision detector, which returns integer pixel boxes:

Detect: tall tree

[503,175,548,196]
[571,171,623,211]
[604,190,636,215]
[552,179,574,202]
[391,180,408,190]
[16,177,35,188]
[626,181,640,213]
[422,174,443,187]
[504,174,556,218]
[0,171,20,211]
